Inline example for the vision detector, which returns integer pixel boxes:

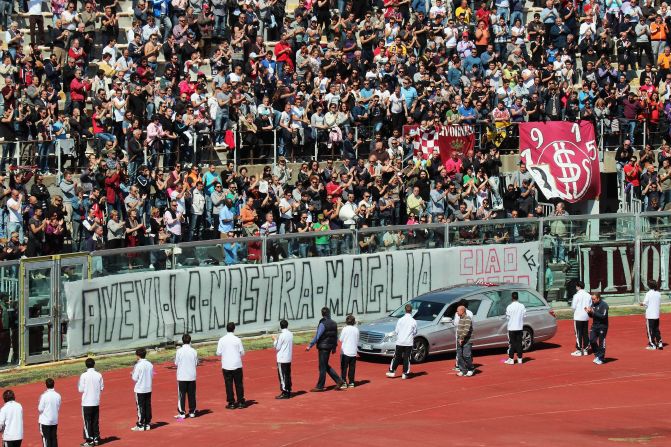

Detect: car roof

[414,283,531,304]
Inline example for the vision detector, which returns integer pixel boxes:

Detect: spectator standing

[339,314,359,389]
[174,333,198,419]
[386,303,417,380]
[306,307,344,392]
[504,292,526,365]
[78,358,103,447]
[37,378,61,447]
[216,322,246,410]
[272,319,293,400]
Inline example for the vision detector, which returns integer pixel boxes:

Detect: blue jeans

[38,141,53,171]
[510,10,524,25]
[298,242,310,258]
[316,349,341,389]
[315,244,330,257]
[627,120,637,142]
[214,14,226,35]
[496,6,510,22]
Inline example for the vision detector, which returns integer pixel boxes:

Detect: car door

[472,291,511,348]
[516,290,549,334]
[428,304,456,353]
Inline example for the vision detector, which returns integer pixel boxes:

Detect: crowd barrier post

[15,141,20,168]
[354,127,359,160]
[634,213,642,304]
[143,146,147,165]
[56,140,62,178]
[261,237,267,264]
[643,120,647,149]
[443,222,449,248]
[314,134,318,161]
[238,129,243,166]
[233,131,238,171]
[272,129,277,168]
[537,218,545,298]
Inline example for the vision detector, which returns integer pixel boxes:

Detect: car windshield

[390,299,445,321]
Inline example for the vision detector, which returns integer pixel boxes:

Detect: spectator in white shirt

[339,314,360,388]
[272,319,293,399]
[0,389,22,447]
[504,292,526,365]
[174,333,198,419]
[78,358,104,446]
[131,348,154,431]
[641,280,663,350]
[216,322,246,409]
[38,378,61,447]
[386,303,417,379]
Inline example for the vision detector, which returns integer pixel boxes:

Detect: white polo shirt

[216,332,245,370]
[339,325,360,357]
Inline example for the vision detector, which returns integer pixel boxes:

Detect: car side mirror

[440,317,453,324]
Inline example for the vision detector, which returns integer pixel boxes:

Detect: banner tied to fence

[519,121,601,203]
[64,242,539,356]
[403,124,475,168]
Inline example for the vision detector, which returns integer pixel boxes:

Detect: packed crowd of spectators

[1,0,671,260]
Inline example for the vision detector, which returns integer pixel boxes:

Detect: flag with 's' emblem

[519,121,601,203]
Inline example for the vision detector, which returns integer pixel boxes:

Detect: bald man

[456,305,474,377]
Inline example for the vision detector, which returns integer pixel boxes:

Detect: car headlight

[382,332,396,343]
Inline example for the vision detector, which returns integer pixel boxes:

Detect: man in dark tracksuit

[306,307,345,392]
[587,294,609,365]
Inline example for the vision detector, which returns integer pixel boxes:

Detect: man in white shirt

[6,190,23,243]
[642,280,663,350]
[272,319,293,399]
[504,292,526,364]
[216,322,246,409]
[38,378,61,447]
[339,314,360,388]
[0,389,22,447]
[131,348,153,431]
[78,358,104,446]
[174,334,198,419]
[571,281,592,356]
[386,303,417,379]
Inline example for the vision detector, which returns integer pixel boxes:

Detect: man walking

[217,322,246,409]
[0,390,22,447]
[641,281,663,350]
[79,358,103,446]
[386,303,417,379]
[453,299,473,371]
[272,319,293,399]
[339,315,360,388]
[587,293,609,365]
[571,281,592,356]
[38,378,61,447]
[307,307,345,391]
[456,305,475,377]
[505,292,526,365]
[174,334,198,419]
[131,348,153,431]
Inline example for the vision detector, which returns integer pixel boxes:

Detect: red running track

[4,314,671,446]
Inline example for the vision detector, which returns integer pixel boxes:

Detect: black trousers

[135,392,152,426]
[177,381,196,415]
[39,424,57,447]
[574,320,589,351]
[3,441,22,447]
[590,325,608,360]
[316,349,341,389]
[647,319,662,347]
[389,345,412,375]
[340,354,356,384]
[508,330,523,359]
[277,362,292,394]
[223,368,244,404]
[82,405,100,443]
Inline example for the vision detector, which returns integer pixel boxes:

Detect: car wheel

[411,338,429,363]
[522,327,534,352]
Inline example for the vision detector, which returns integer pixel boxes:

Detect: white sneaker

[517,358,523,364]
[571,350,583,356]
[659,342,664,349]
[131,426,144,431]
[385,372,395,378]
[456,371,464,376]
[504,358,514,365]
[144,425,151,431]
[594,358,604,365]
[592,357,599,364]
[646,345,657,350]
[582,350,588,356]
[174,414,186,419]
[465,370,474,377]
[401,373,408,380]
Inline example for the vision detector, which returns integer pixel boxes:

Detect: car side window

[467,299,481,315]
[486,291,513,317]
[517,291,545,308]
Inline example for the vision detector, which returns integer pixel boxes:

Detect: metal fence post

[354,127,359,160]
[444,222,449,248]
[233,131,238,171]
[56,140,62,178]
[261,237,267,264]
[642,120,647,149]
[193,133,197,167]
[238,129,244,166]
[15,141,20,168]
[273,129,277,169]
[352,228,358,254]
[537,218,545,299]
[634,213,641,304]
[314,133,318,161]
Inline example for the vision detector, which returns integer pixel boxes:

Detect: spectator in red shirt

[623,156,642,199]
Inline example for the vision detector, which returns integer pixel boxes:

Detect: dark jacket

[317,317,338,351]
[590,300,609,327]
